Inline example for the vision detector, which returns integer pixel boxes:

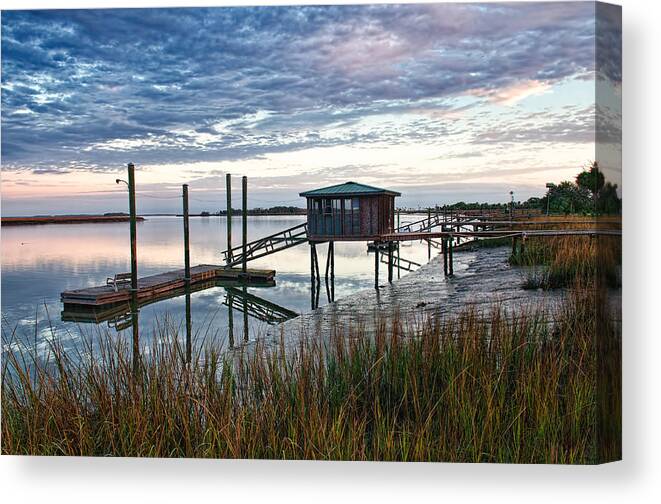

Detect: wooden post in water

[182,184,192,363]
[387,241,394,283]
[448,233,454,276]
[427,208,431,260]
[442,236,448,276]
[242,176,248,275]
[330,241,335,301]
[225,174,232,265]
[374,241,380,289]
[127,163,140,374]
[397,210,401,279]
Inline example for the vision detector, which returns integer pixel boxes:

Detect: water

[1,215,433,355]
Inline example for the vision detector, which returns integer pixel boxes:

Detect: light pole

[509,190,514,220]
[545,182,555,216]
[116,163,139,374]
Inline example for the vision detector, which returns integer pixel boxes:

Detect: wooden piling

[182,183,191,363]
[182,184,191,282]
[330,241,335,301]
[127,163,140,373]
[427,208,431,260]
[225,174,232,265]
[388,241,394,283]
[443,236,448,276]
[310,244,316,309]
[374,241,380,289]
[396,211,401,279]
[448,234,454,276]
[324,242,332,302]
[242,175,247,275]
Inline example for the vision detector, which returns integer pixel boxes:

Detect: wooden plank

[383,229,621,242]
[61,264,275,306]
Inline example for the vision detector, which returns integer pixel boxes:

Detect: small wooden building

[300,182,400,241]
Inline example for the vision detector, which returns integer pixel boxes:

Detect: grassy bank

[2,282,620,462]
[508,216,621,289]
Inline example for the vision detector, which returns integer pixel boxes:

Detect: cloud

[1,3,599,176]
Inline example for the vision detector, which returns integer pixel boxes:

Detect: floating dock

[60,265,275,307]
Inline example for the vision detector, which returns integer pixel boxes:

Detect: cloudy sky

[1,2,621,215]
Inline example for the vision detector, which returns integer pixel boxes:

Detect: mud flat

[258,246,571,353]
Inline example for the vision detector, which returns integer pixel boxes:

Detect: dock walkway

[61,265,275,307]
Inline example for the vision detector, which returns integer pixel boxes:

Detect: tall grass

[2,282,620,463]
[508,216,621,289]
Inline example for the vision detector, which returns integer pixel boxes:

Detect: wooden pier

[60,265,275,307]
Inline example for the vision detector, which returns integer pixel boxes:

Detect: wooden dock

[61,265,275,307]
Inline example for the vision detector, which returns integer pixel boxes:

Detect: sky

[1,2,622,215]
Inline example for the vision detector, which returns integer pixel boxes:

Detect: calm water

[1,215,431,354]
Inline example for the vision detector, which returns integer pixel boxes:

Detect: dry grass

[509,216,621,289]
[2,283,620,463]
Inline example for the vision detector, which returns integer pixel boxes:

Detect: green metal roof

[299,181,401,198]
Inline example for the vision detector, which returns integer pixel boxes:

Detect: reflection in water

[59,278,298,359]
[2,215,432,355]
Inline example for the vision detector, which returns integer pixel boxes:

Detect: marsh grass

[508,216,621,289]
[2,283,619,463]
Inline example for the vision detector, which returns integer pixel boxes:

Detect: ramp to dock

[61,265,275,307]
[222,222,309,267]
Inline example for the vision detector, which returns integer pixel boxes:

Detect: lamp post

[545,182,555,216]
[116,163,139,374]
[509,190,514,220]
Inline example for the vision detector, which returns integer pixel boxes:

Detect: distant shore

[1,215,146,226]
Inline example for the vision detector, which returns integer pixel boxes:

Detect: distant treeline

[2,214,144,226]
[199,206,306,216]
[530,162,621,215]
[407,162,621,216]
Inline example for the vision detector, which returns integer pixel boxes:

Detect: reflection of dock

[61,278,282,329]
[60,265,275,307]
[223,287,298,325]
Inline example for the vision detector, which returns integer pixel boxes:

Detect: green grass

[510,235,621,290]
[1,283,620,463]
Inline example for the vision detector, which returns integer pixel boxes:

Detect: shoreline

[1,215,146,226]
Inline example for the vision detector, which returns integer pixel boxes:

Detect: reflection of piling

[242,285,249,342]
[242,176,248,275]
[310,243,321,309]
[226,174,232,265]
[227,289,234,349]
[324,241,335,302]
[182,183,192,363]
[127,163,140,374]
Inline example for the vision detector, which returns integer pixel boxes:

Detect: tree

[545,181,592,215]
[576,161,605,197]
